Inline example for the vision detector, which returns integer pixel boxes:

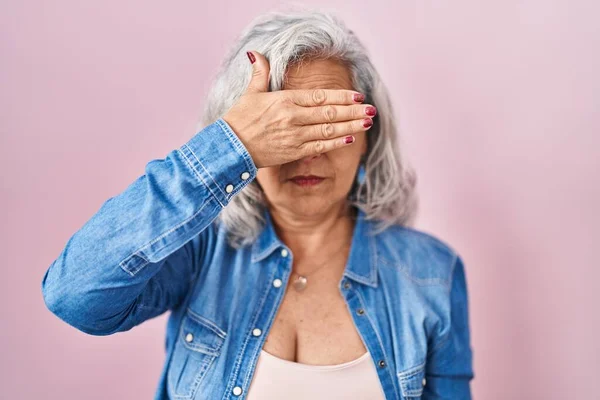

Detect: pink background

[1,1,598,399]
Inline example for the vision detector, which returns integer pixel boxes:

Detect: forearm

[41,118,257,335]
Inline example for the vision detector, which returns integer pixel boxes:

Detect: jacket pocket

[167,309,226,400]
[397,362,426,399]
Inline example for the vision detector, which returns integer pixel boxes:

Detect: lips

[290,175,325,186]
[290,175,324,180]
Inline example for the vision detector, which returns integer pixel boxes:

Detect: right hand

[222,51,377,169]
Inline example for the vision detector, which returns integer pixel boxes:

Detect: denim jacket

[41,118,474,400]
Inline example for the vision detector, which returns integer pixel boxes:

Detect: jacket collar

[251,206,379,288]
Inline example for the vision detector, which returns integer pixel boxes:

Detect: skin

[257,58,370,365]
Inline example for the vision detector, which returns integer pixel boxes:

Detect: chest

[166,235,444,400]
[261,257,368,365]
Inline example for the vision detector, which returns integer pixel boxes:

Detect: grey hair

[197,6,419,248]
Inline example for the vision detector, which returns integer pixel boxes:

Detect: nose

[301,153,323,164]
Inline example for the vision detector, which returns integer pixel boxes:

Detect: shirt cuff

[178,118,258,207]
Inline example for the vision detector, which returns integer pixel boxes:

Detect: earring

[357,162,366,184]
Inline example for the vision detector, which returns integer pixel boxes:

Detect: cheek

[330,147,363,179]
[333,164,359,186]
[256,168,282,193]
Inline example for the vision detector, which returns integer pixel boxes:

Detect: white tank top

[245,349,387,399]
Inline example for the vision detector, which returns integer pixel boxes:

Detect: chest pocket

[397,362,426,399]
[167,308,226,400]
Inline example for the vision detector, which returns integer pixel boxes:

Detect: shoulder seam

[427,254,461,355]
[394,225,458,256]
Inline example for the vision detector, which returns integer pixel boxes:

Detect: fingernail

[246,51,256,64]
[363,118,373,128]
[365,106,377,116]
[344,135,355,144]
[353,93,365,102]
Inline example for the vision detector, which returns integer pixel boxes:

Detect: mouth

[289,175,325,187]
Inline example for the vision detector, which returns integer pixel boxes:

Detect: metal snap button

[225,184,234,193]
[241,171,250,180]
[343,281,351,289]
[185,333,193,343]
[280,249,288,257]
[273,278,282,288]
[252,328,262,337]
[356,308,365,315]
[232,386,243,396]
[378,359,386,368]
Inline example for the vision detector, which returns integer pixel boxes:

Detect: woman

[41,9,474,400]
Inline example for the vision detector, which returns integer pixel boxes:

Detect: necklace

[291,240,351,292]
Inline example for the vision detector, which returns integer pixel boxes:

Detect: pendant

[292,275,308,292]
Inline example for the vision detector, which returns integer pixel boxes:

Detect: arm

[41,118,256,336]
[423,255,475,399]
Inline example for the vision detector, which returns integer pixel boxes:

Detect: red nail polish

[365,106,377,116]
[246,51,256,64]
[344,135,355,144]
[353,93,365,102]
[363,118,373,128]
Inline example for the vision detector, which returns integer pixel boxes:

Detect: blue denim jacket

[41,118,474,400]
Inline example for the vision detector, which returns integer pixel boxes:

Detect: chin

[288,197,345,217]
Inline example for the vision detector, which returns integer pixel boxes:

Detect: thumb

[245,50,271,93]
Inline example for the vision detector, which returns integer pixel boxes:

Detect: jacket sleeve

[41,118,257,336]
[423,255,475,399]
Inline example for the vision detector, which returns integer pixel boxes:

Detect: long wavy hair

[197,6,419,248]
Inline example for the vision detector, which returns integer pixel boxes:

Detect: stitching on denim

[369,227,378,286]
[190,355,217,398]
[216,118,257,175]
[168,349,216,400]
[216,119,246,157]
[397,361,425,397]
[178,145,206,188]
[118,194,215,277]
[168,314,193,400]
[168,367,191,400]
[179,145,225,208]
[395,225,458,256]
[397,361,426,378]
[240,260,287,393]
[119,197,212,276]
[177,145,202,184]
[345,269,375,287]
[402,385,424,397]
[180,315,222,355]
[379,256,450,288]
[168,312,222,399]
[119,252,150,277]
[224,252,276,398]
[344,218,378,287]
[354,288,402,400]
[251,242,280,263]
[181,336,220,356]
[186,307,227,339]
[144,198,218,263]
[447,253,459,294]
[427,253,460,356]
[183,144,228,207]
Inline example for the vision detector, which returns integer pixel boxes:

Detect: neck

[269,203,357,263]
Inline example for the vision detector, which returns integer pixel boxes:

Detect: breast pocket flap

[179,309,226,355]
[168,309,226,400]
[397,362,426,399]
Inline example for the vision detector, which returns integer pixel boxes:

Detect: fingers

[293,103,377,125]
[297,132,358,157]
[296,118,373,156]
[286,88,365,107]
[245,50,271,93]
